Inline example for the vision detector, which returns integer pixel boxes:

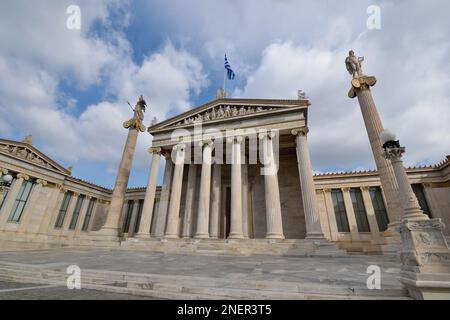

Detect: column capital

[341,187,350,192]
[322,188,331,193]
[360,186,370,191]
[291,127,309,137]
[382,146,405,161]
[174,143,186,151]
[258,131,276,140]
[148,147,162,155]
[73,191,81,197]
[198,139,214,148]
[226,136,243,144]
[36,179,48,187]
[16,173,29,181]
[0,168,8,175]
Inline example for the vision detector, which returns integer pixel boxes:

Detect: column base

[305,232,326,240]
[164,234,179,239]
[194,233,210,239]
[134,233,151,240]
[228,233,244,240]
[265,233,285,240]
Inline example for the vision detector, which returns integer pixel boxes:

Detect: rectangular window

[331,189,350,232]
[69,195,85,230]
[122,200,134,233]
[134,199,144,234]
[8,180,34,222]
[55,191,73,228]
[349,188,370,232]
[82,197,96,231]
[412,184,432,218]
[369,187,389,232]
[0,190,9,211]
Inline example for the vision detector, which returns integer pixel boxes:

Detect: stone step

[0,263,409,299]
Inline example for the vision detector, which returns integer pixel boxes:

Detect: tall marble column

[135,147,162,239]
[165,144,186,238]
[99,126,143,238]
[241,162,250,238]
[348,71,402,229]
[209,163,221,239]
[195,140,213,239]
[292,128,325,240]
[259,132,284,239]
[227,136,244,239]
[181,164,198,238]
[154,152,174,237]
[127,200,140,237]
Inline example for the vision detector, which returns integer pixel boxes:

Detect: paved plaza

[0,248,407,299]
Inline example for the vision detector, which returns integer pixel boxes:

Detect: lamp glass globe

[380,129,397,144]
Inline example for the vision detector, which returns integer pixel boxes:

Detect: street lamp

[0,173,13,192]
[380,130,428,221]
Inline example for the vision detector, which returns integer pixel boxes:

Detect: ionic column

[242,162,250,238]
[349,75,402,228]
[341,187,360,241]
[291,128,325,240]
[259,132,284,239]
[227,136,244,239]
[100,127,140,238]
[181,164,198,238]
[195,140,213,239]
[0,173,28,229]
[127,199,140,237]
[154,151,174,237]
[165,144,186,238]
[209,163,221,239]
[360,186,380,241]
[135,147,162,239]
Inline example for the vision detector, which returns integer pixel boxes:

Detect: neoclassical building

[1,96,449,253]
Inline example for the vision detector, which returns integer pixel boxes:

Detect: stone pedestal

[398,219,450,300]
[349,76,402,232]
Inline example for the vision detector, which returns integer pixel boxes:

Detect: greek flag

[224,54,235,80]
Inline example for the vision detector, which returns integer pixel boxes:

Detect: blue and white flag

[224,54,235,80]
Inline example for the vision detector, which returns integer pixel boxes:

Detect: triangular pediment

[148,98,309,133]
[0,139,71,175]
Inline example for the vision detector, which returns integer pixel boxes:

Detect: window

[55,191,73,228]
[0,190,9,211]
[369,187,389,232]
[349,188,370,232]
[331,189,350,232]
[412,184,432,217]
[122,200,134,233]
[134,199,144,233]
[82,197,96,231]
[69,195,85,230]
[8,180,34,222]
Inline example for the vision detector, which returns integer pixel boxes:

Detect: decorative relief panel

[0,143,58,171]
[171,105,284,128]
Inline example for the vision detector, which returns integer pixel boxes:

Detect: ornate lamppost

[0,172,13,193]
[380,130,450,299]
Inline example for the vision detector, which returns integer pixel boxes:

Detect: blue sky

[0,1,449,188]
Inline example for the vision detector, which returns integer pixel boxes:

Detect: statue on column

[123,95,147,132]
[345,50,364,78]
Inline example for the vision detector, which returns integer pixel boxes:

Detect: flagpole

[223,54,227,98]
